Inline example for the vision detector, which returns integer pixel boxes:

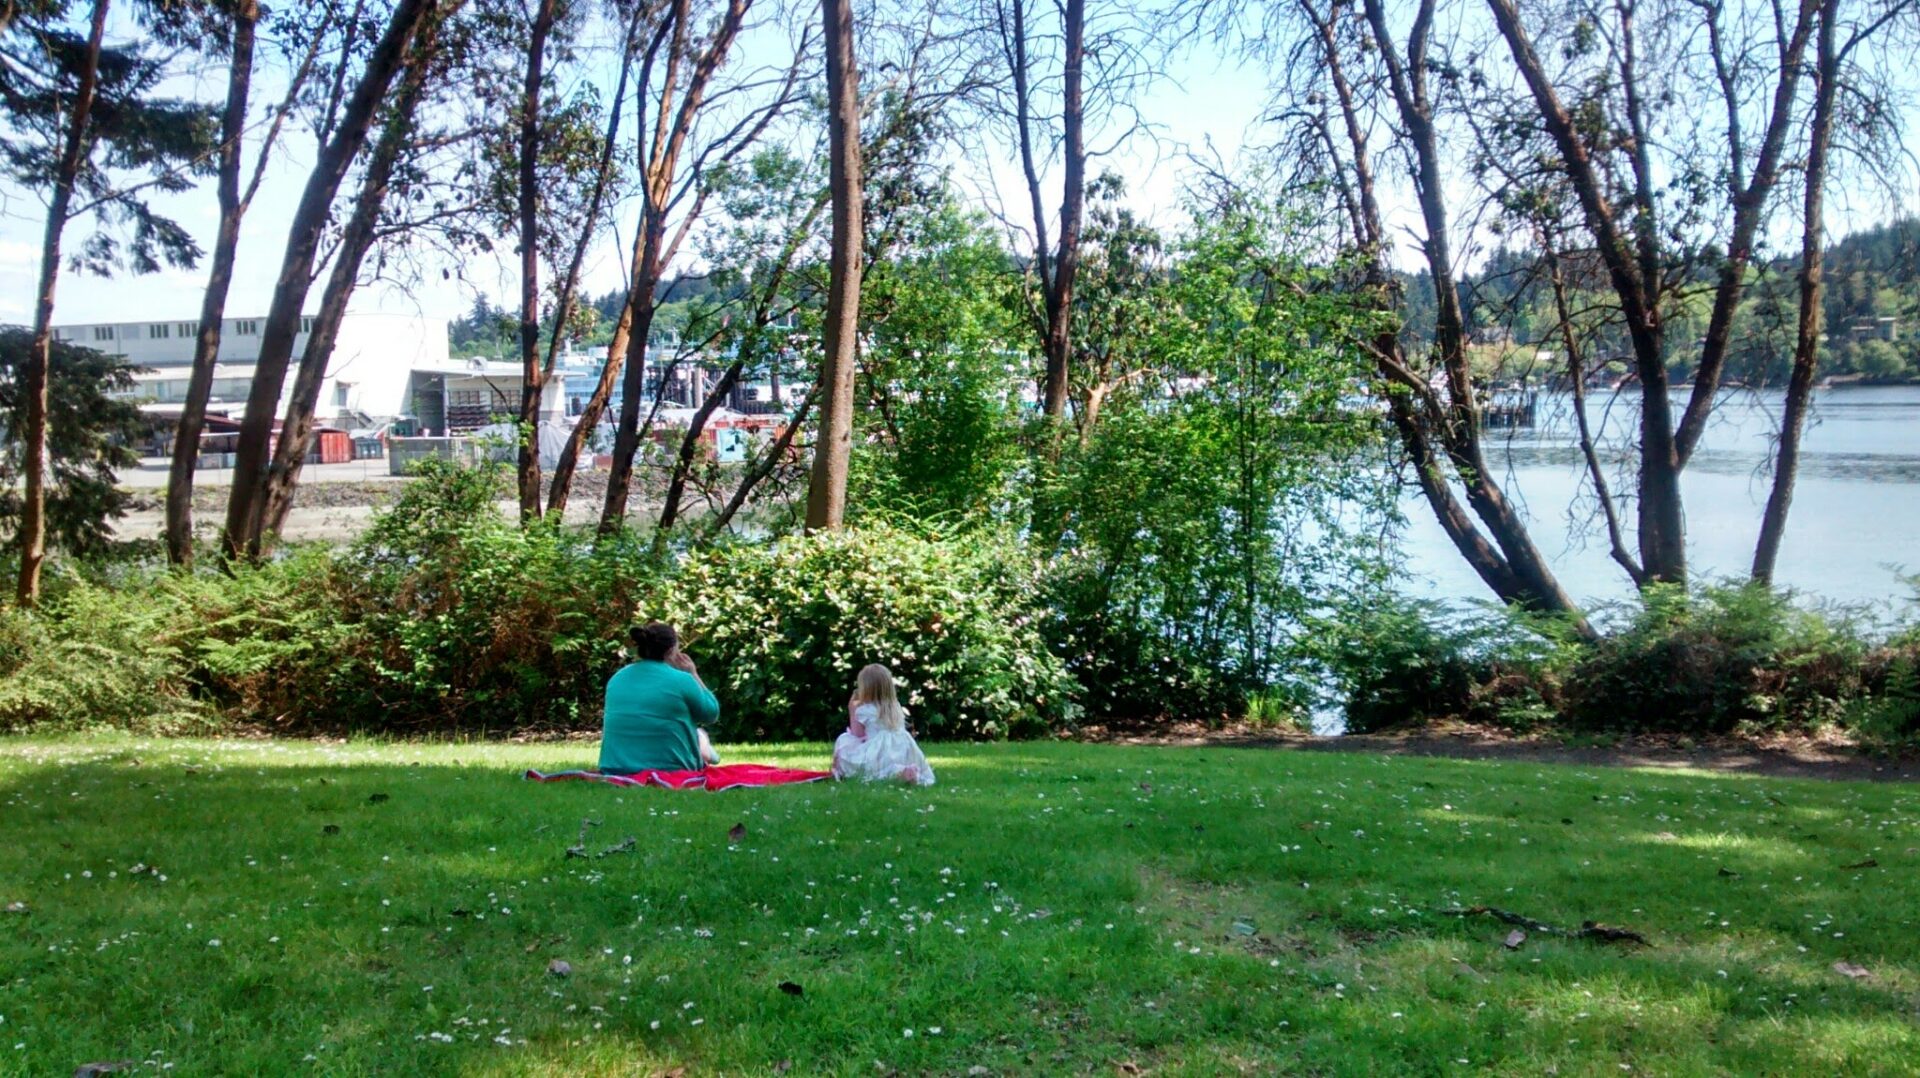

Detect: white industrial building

[54,312,450,429]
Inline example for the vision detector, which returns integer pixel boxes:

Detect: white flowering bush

[654,525,1078,740]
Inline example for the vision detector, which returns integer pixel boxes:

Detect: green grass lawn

[1,737,1915,1076]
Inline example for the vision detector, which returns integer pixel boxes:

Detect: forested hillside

[1394,219,1919,385]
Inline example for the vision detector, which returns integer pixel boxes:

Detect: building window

[234,320,259,336]
[300,316,315,335]
[333,383,350,408]
[149,323,170,339]
[178,322,196,338]
[93,326,115,342]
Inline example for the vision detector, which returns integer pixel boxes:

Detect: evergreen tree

[0,328,144,559]
[1,0,218,603]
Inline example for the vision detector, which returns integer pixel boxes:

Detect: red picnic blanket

[524,764,831,791]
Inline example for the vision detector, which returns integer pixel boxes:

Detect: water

[1394,385,1920,618]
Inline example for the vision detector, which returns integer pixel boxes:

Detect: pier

[1480,388,1539,429]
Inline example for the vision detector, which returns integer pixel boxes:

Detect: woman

[599,622,722,774]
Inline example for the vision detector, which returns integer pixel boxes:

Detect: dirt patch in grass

[1139,867,1344,968]
[1082,721,1920,782]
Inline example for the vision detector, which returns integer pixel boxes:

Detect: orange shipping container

[316,429,353,464]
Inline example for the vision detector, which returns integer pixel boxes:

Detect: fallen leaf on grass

[3,901,26,914]
[368,793,390,804]
[1453,961,1486,981]
[967,1068,991,1077]
[1229,921,1258,938]
[775,1062,793,1074]
[728,822,747,844]
[1717,867,1740,878]
[1503,929,1527,950]
[322,824,340,836]
[1842,858,1878,870]
[72,1063,134,1077]
[1114,1063,1144,1075]
[547,959,572,978]
[1833,961,1872,981]
[778,981,804,996]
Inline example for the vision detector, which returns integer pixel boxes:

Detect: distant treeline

[1396,218,1920,384]
[447,273,738,359]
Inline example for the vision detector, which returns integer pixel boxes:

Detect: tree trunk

[805,0,864,532]
[165,1,257,568]
[660,192,822,535]
[596,0,752,533]
[657,357,746,533]
[1545,244,1644,584]
[710,385,814,537]
[597,222,663,533]
[1676,0,1818,464]
[1753,0,1839,584]
[15,0,108,607]
[1485,0,1688,585]
[534,9,640,519]
[257,30,441,549]
[222,0,440,562]
[1039,0,1085,421]
[1357,0,1588,624]
[515,0,561,523]
[549,228,644,516]
[1386,394,1523,602]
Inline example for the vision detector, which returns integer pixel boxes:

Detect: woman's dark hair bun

[629,621,678,661]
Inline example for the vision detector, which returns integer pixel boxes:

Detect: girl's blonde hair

[852,663,906,731]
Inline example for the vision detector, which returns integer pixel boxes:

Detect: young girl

[831,664,935,786]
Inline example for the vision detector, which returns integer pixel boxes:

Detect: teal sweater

[598,660,720,773]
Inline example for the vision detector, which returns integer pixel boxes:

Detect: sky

[0,9,1271,330]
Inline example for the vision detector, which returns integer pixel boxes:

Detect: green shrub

[1850,608,1920,745]
[0,581,212,734]
[167,550,361,727]
[1322,594,1567,734]
[1562,583,1867,735]
[2,461,661,736]
[655,525,1077,740]
[281,461,660,733]
[1037,551,1259,725]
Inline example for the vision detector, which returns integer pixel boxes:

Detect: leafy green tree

[1039,197,1389,718]
[853,194,1026,522]
[1855,339,1909,379]
[1064,174,1169,438]
[0,329,144,559]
